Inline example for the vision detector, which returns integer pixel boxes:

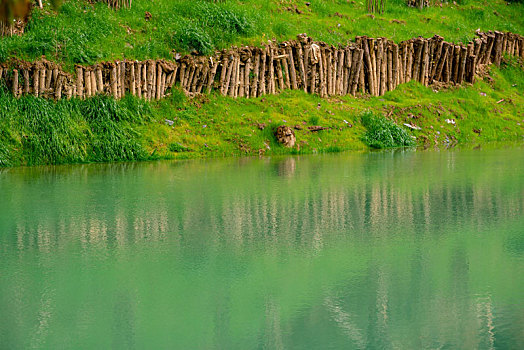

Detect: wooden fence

[0,30,522,101]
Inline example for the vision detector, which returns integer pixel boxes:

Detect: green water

[1,147,523,349]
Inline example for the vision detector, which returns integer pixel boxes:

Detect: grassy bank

[0,0,522,68]
[1,57,522,167]
[0,0,523,167]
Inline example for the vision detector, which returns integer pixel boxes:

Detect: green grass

[361,111,416,148]
[0,87,151,166]
[0,0,522,68]
[0,0,523,166]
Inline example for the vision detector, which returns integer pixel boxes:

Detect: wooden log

[319,48,327,97]
[434,43,449,82]
[322,47,329,96]
[392,43,399,88]
[406,41,414,83]
[244,58,251,97]
[336,49,345,95]
[430,40,444,82]
[386,44,393,91]
[443,45,452,83]
[507,35,515,57]
[350,48,364,96]
[96,67,103,94]
[276,57,285,90]
[473,38,482,62]
[44,67,52,91]
[269,48,276,95]
[141,63,147,97]
[236,57,242,97]
[282,54,291,90]
[286,46,298,90]
[379,43,387,95]
[412,39,423,82]
[452,45,461,83]
[23,69,30,95]
[465,55,476,83]
[130,63,136,96]
[52,68,58,90]
[368,39,377,95]
[146,61,154,100]
[458,46,467,84]
[89,69,96,95]
[195,64,206,94]
[190,64,199,93]
[121,61,127,98]
[207,59,219,94]
[56,75,64,100]
[484,33,495,65]
[110,64,118,99]
[76,66,83,98]
[39,68,46,96]
[510,34,517,56]
[12,69,19,97]
[297,45,307,92]
[477,37,487,64]
[259,50,267,95]
[116,62,122,98]
[305,45,312,92]
[400,42,407,84]
[186,64,196,92]
[65,84,73,99]
[84,69,92,98]
[238,64,245,97]
[363,38,375,95]
[33,68,40,97]
[171,64,180,90]
[164,71,174,93]
[421,40,430,86]
[342,47,352,95]
[218,55,228,94]
[358,46,365,94]
[398,46,404,86]
[151,61,158,98]
[330,49,336,95]
[179,63,187,90]
[161,69,168,97]
[156,63,163,99]
[310,57,317,95]
[327,49,333,95]
[493,31,504,66]
[228,56,238,97]
[376,39,383,93]
[467,42,474,58]
[183,63,192,90]
[251,53,260,97]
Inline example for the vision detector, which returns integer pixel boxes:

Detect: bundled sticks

[1,31,523,101]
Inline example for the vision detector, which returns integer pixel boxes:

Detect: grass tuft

[361,111,416,149]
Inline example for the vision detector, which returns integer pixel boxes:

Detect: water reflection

[0,147,523,348]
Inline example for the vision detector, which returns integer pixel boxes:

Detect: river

[1,146,523,349]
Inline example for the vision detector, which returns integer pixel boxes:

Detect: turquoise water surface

[1,147,523,349]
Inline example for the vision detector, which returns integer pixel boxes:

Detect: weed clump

[0,88,151,166]
[361,111,416,149]
[168,143,190,152]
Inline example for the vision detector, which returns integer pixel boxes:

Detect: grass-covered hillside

[1,0,522,68]
[0,0,523,167]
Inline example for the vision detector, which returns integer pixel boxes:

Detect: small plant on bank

[361,111,416,149]
[168,142,191,152]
